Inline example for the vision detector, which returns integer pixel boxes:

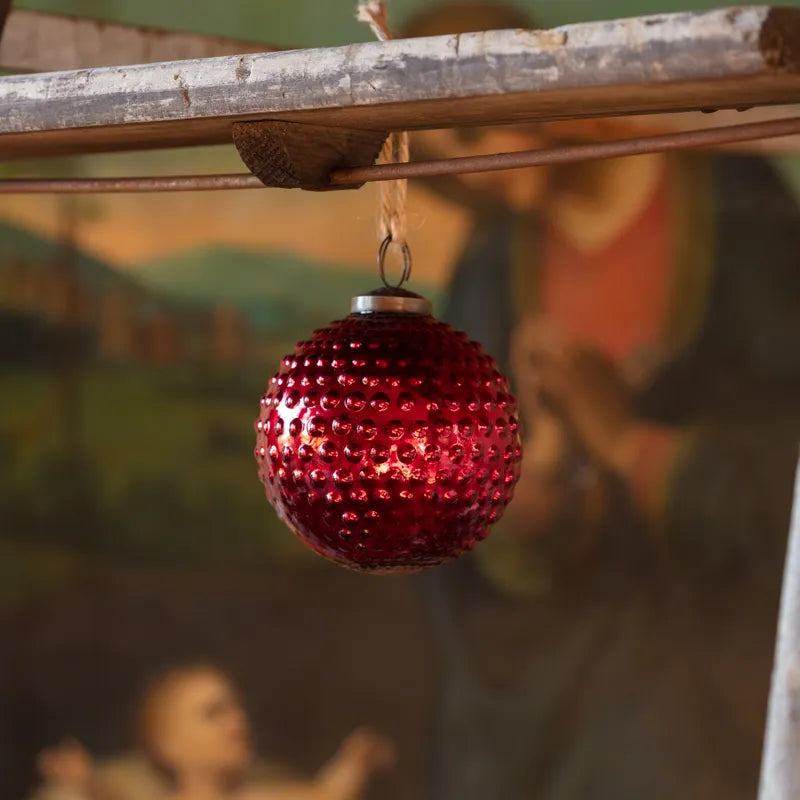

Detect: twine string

[357,1,410,257]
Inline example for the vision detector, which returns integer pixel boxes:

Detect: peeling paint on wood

[0,6,797,160]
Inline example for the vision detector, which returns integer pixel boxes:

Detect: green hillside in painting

[136,247,440,343]
[0,219,139,293]
[0,220,140,293]
[0,222,442,590]
[0,218,190,324]
[1,225,381,579]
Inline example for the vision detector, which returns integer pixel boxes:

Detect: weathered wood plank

[0,6,798,160]
[0,9,282,73]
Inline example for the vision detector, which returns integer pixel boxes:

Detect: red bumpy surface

[255,313,522,573]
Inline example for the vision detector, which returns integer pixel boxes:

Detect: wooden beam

[0,9,283,73]
[0,6,798,161]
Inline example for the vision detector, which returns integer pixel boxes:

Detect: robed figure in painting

[405,5,800,799]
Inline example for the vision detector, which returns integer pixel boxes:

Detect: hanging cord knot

[357,1,411,287]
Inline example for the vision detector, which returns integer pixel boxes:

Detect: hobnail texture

[255,312,522,573]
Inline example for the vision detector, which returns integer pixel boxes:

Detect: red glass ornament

[254,299,522,573]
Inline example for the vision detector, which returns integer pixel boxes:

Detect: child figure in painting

[405,4,800,800]
[33,663,394,800]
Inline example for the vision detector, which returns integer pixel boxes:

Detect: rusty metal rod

[0,116,798,194]
[331,116,800,184]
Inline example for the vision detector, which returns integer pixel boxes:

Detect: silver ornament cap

[350,287,433,316]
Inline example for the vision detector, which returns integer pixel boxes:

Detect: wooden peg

[232,120,388,191]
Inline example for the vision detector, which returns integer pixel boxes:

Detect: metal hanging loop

[378,234,412,290]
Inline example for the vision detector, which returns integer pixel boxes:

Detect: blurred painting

[0,146,456,798]
[3,1,800,800]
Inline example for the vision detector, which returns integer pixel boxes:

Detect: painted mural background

[2,1,800,798]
